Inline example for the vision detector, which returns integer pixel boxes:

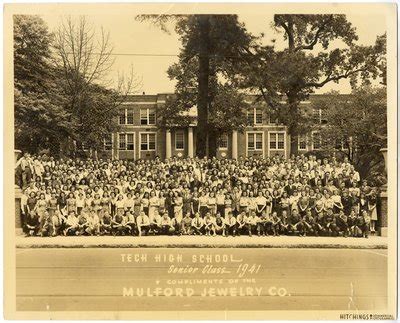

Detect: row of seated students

[24,206,371,238]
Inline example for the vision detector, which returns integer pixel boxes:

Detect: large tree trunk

[196,15,210,158]
[286,91,301,156]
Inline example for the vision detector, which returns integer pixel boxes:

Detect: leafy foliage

[232,14,386,135]
[14,15,73,154]
[315,86,387,185]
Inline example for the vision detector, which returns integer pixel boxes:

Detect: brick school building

[94,93,336,160]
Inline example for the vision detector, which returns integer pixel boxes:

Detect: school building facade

[97,93,328,161]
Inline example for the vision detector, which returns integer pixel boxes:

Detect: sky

[41,13,386,95]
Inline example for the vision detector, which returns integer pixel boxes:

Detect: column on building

[188,126,194,158]
[166,129,172,159]
[232,130,238,159]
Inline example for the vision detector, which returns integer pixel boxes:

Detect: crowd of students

[16,153,379,238]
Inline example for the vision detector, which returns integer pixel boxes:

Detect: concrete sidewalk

[15,235,387,249]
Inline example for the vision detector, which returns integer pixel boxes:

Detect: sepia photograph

[3,2,397,320]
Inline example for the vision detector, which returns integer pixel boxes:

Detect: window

[119,109,126,125]
[126,109,134,125]
[298,134,307,151]
[247,107,263,125]
[140,108,156,125]
[255,108,263,124]
[219,133,228,150]
[247,109,254,125]
[312,131,322,150]
[313,108,322,123]
[175,130,184,150]
[104,134,112,151]
[126,133,134,151]
[119,133,126,150]
[247,133,263,151]
[269,132,285,150]
[141,133,156,151]
[118,133,134,151]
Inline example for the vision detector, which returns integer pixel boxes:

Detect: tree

[53,16,140,155]
[14,15,73,155]
[234,15,386,146]
[137,14,254,157]
[315,86,387,185]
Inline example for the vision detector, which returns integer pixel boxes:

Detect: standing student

[191,191,200,216]
[368,192,378,233]
[216,190,225,217]
[255,191,267,217]
[148,190,160,223]
[198,191,208,218]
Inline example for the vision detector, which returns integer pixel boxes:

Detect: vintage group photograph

[4,2,397,320]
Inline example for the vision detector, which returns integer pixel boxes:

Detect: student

[87,210,101,236]
[100,211,113,235]
[136,211,150,236]
[271,211,282,236]
[191,192,200,216]
[336,210,349,237]
[148,190,160,223]
[77,209,90,235]
[204,212,216,236]
[181,212,193,235]
[159,213,174,235]
[207,192,217,216]
[255,191,267,217]
[191,212,204,235]
[112,211,129,236]
[25,211,40,236]
[149,210,161,235]
[246,212,260,237]
[64,211,79,236]
[235,211,247,236]
[214,213,225,236]
[368,192,378,234]
[225,212,236,237]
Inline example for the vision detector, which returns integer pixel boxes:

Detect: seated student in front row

[181,212,192,235]
[225,212,236,236]
[335,210,350,237]
[204,212,216,236]
[258,211,273,236]
[100,211,113,235]
[191,212,204,235]
[159,213,175,235]
[235,211,247,236]
[25,210,40,236]
[125,211,137,236]
[112,211,129,236]
[136,211,150,236]
[352,210,370,238]
[149,211,161,235]
[214,213,225,236]
[271,211,282,236]
[77,209,90,235]
[40,211,56,237]
[64,211,79,236]
[86,210,100,236]
[246,212,260,237]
